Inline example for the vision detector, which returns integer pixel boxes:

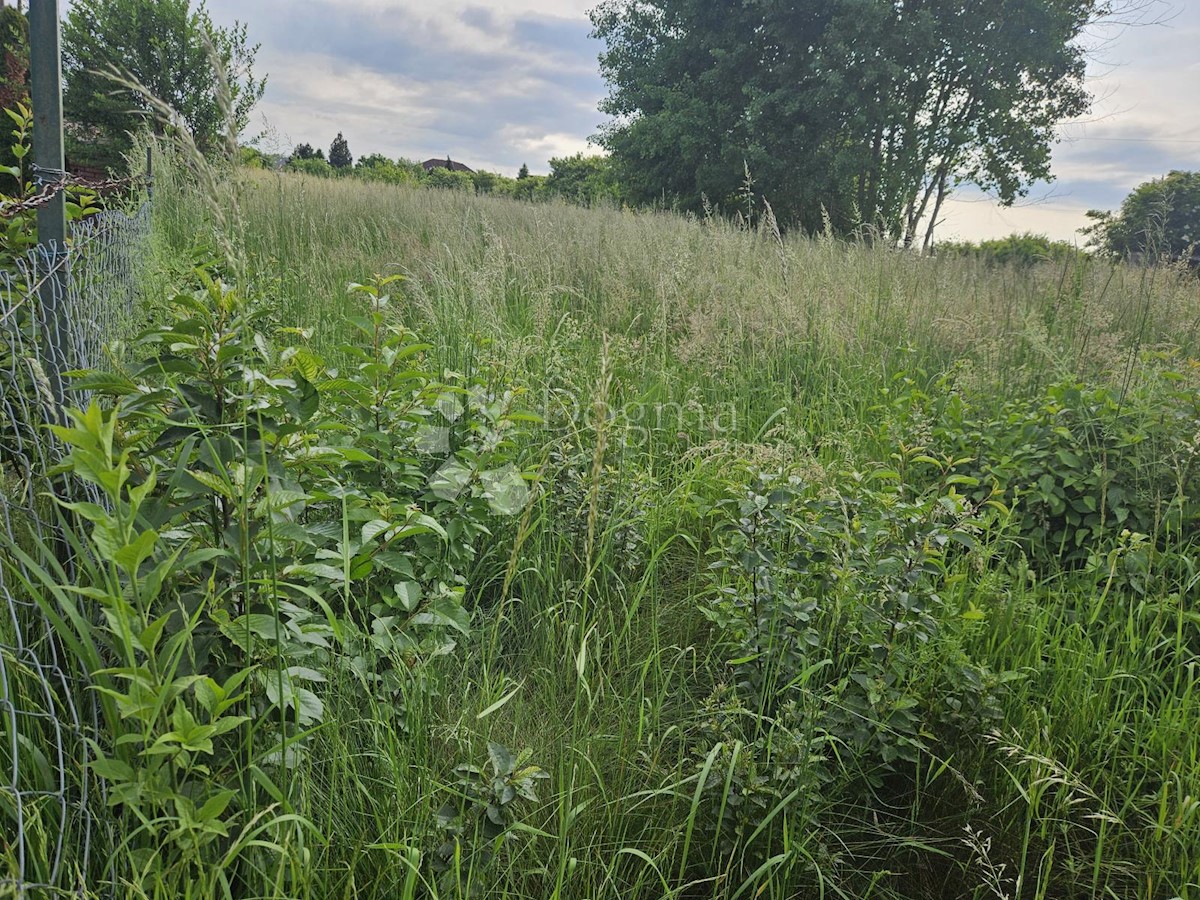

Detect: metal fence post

[29,0,69,413]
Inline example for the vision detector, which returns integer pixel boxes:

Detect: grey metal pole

[28,0,69,413]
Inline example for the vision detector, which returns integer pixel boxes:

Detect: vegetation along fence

[1,186,151,896]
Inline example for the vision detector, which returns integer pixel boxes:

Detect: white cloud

[938,2,1200,241]
[205,0,1200,237]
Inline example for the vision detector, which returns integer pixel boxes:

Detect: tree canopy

[591,0,1105,246]
[292,142,320,161]
[1085,170,1200,263]
[63,0,265,169]
[0,6,28,114]
[545,153,621,205]
[328,132,353,169]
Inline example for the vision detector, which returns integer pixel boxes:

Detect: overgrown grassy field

[6,158,1199,899]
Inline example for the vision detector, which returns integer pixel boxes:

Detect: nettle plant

[12,265,534,890]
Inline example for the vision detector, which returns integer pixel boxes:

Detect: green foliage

[0,103,101,260]
[545,153,621,206]
[273,145,617,208]
[286,156,333,178]
[9,403,298,889]
[14,146,1200,899]
[883,366,1200,572]
[62,0,266,169]
[511,173,546,201]
[237,144,274,169]
[424,167,476,192]
[937,232,1085,267]
[591,0,1098,242]
[6,263,533,894]
[0,6,28,175]
[1,103,102,468]
[354,153,424,185]
[1086,170,1200,264]
[685,465,1008,885]
[328,132,353,170]
[432,742,548,895]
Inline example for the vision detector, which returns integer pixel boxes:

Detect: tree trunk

[922,168,951,254]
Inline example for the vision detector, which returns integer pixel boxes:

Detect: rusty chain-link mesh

[1,195,151,897]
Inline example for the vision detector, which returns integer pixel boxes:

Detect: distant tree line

[934,233,1086,268]
[243,137,623,208]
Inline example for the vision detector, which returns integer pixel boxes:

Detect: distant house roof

[422,156,475,174]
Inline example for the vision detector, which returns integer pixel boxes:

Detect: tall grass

[6,153,1197,898]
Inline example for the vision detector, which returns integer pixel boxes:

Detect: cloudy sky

[206,0,1200,243]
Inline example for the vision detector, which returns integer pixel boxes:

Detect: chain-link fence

[1,197,151,897]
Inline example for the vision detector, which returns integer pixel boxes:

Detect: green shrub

[693,467,1004,879]
[884,365,1200,573]
[424,167,475,192]
[7,266,534,895]
[936,232,1085,267]
[286,156,333,178]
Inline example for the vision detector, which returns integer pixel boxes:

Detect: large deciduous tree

[62,0,265,169]
[590,0,1107,246]
[1085,171,1200,264]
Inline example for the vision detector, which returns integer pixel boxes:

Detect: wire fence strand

[0,193,150,897]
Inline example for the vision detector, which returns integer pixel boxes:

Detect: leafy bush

[693,467,1005,878]
[7,266,534,894]
[424,167,476,192]
[354,153,423,185]
[286,156,333,178]
[884,366,1200,573]
[936,232,1085,267]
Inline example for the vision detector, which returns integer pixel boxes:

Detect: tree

[355,153,423,185]
[0,5,28,174]
[424,167,474,192]
[62,0,265,169]
[517,163,529,180]
[1085,171,1200,264]
[591,0,1106,246]
[0,5,28,113]
[287,156,333,178]
[328,132,352,169]
[545,153,621,205]
[292,142,317,160]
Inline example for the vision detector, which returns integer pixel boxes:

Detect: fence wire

[1,200,151,897]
